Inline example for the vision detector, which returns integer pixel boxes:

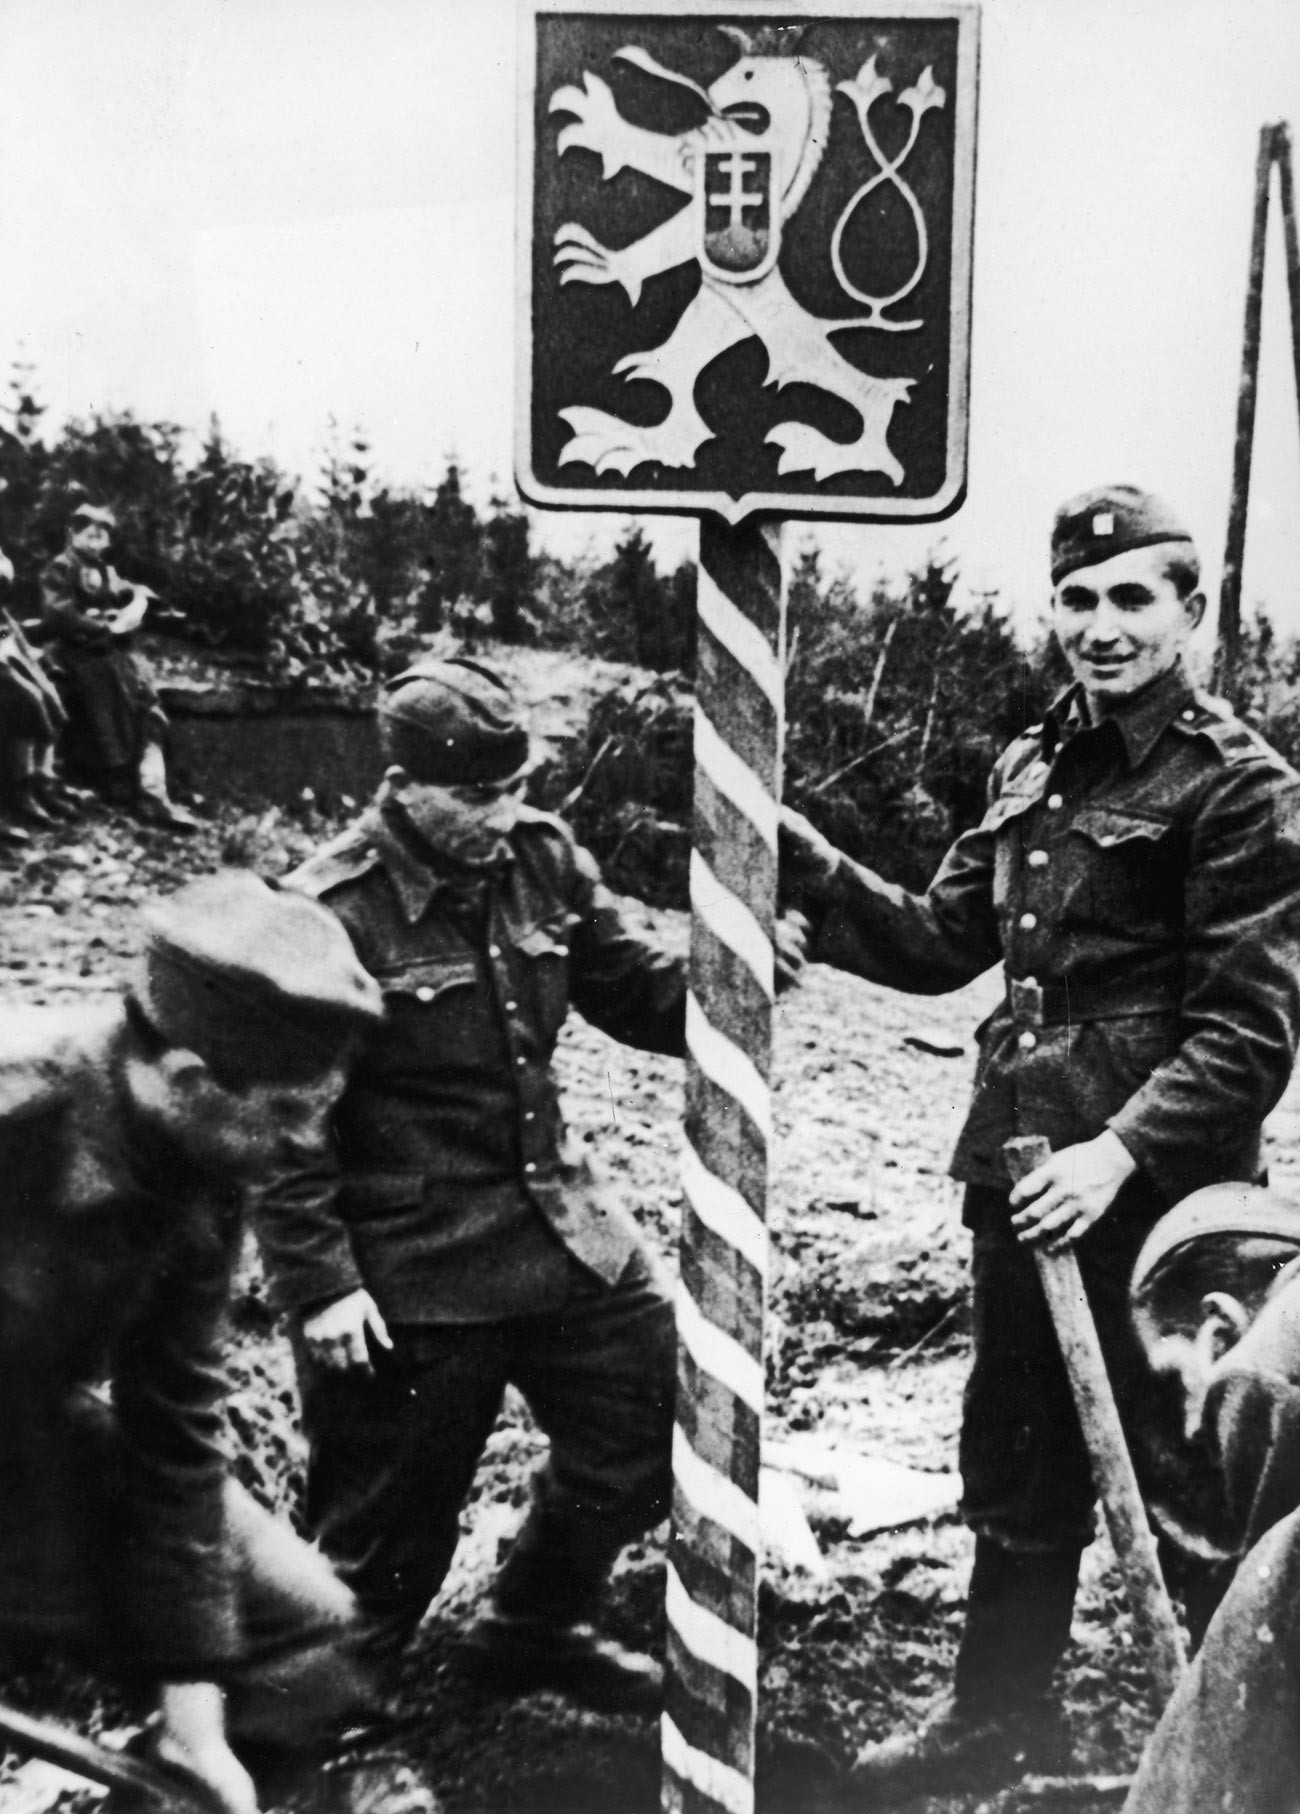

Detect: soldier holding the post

[780,486,1300,1796]
[257,657,806,1711]
[0,871,437,1814]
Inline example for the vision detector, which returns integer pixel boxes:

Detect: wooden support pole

[663,516,786,1814]
[1004,1138,1187,1708]
[1219,125,1276,685]
[1275,125,1300,455]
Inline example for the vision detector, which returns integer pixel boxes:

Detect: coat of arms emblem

[519,4,979,524]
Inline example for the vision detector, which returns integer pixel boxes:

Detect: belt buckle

[1009,976,1044,1026]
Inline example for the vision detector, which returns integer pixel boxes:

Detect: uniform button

[489,944,502,958]
[1100,833,1116,847]
[505,1000,518,1012]
[1047,794,1063,810]
[516,1055,527,1067]
[525,1111,536,1122]
[524,1161,537,1174]
[1023,975,1038,988]
[1027,849,1049,868]
[1018,1030,1038,1051]
[415,986,434,1003]
[1019,912,1037,930]
[1182,709,1195,721]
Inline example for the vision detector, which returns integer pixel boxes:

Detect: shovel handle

[1003,1136,1187,1704]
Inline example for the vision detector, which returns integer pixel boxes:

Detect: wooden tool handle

[1003,1136,1186,1704]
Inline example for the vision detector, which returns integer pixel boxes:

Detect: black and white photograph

[1,3,1299,1812]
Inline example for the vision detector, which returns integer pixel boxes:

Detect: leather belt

[1006,973,1180,1028]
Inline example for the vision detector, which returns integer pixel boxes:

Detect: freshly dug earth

[8,797,1298,1814]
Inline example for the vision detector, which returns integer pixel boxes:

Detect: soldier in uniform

[0,870,438,1814]
[1121,1184,1300,1814]
[259,657,803,1710]
[779,486,1300,1796]
[40,502,197,832]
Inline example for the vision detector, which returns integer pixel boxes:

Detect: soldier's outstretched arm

[779,804,1001,994]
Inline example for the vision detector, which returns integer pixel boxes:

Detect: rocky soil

[6,791,1296,1814]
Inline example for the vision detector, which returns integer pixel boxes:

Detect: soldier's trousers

[959,1184,1160,1552]
[293,1246,677,1678]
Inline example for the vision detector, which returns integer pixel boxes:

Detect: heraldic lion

[550,27,924,485]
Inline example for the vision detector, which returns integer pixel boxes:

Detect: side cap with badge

[129,869,384,1083]
[1051,485,1196,585]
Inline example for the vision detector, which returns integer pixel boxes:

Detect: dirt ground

[6,794,1297,1814]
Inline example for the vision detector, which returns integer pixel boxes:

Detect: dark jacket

[0,1003,242,1675]
[808,663,1300,1207]
[259,797,686,1323]
[1204,1259,1300,1555]
[39,551,164,771]
[40,550,133,648]
[1124,1266,1300,1814]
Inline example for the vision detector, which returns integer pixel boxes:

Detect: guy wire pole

[1275,125,1300,454]
[1219,125,1277,684]
[663,515,786,1814]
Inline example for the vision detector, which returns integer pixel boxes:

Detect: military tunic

[806,662,1300,1548]
[1124,1264,1300,1814]
[260,795,686,1653]
[0,1001,369,1744]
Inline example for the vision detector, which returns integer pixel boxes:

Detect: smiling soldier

[780,485,1300,1797]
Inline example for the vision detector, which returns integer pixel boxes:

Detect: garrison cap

[1133,1183,1300,1295]
[130,870,383,1084]
[1051,485,1195,585]
[70,502,117,530]
[379,656,530,785]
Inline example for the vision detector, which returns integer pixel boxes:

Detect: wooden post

[662,517,785,1814]
[1218,125,1276,686]
[1275,125,1300,450]
[1003,1137,1187,1708]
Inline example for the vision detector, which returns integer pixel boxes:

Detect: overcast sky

[1,0,1298,642]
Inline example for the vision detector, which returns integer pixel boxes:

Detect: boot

[135,740,201,833]
[30,773,82,822]
[852,1540,1081,1799]
[10,780,59,829]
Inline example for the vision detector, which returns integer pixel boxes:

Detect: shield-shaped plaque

[518,0,980,524]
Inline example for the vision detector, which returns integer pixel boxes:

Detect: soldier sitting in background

[1124,1185,1300,1813]
[40,501,198,833]
[0,870,436,1814]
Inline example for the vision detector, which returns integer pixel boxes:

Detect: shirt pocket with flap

[1063,806,1182,939]
[509,916,571,1045]
[373,953,486,1061]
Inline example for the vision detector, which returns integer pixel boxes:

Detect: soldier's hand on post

[1009,1129,1138,1249]
[301,1287,392,1374]
[778,807,841,905]
[774,911,810,995]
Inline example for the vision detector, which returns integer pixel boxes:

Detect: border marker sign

[517,7,978,1809]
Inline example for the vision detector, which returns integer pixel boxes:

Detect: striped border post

[663,516,785,1814]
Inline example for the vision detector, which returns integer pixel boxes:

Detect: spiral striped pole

[662,515,786,1814]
